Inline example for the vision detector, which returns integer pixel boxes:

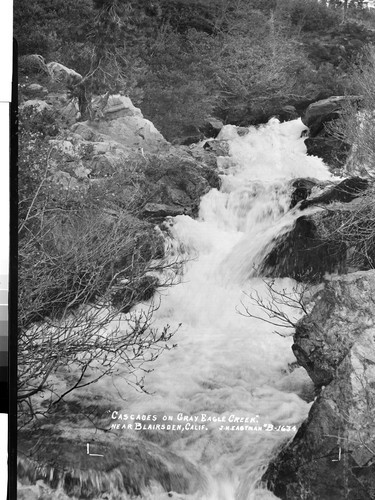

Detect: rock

[24,83,48,97]
[302,96,362,137]
[263,271,375,500]
[97,115,168,151]
[101,94,143,119]
[31,94,219,220]
[18,433,205,499]
[260,214,347,282]
[70,123,103,142]
[140,152,220,217]
[60,100,80,124]
[293,271,375,387]
[47,62,82,86]
[302,96,363,171]
[278,105,299,122]
[305,135,350,171]
[236,127,250,136]
[290,178,317,208]
[19,54,50,75]
[27,83,44,92]
[142,203,191,219]
[263,177,371,281]
[71,96,169,153]
[20,99,52,114]
[202,140,230,157]
[199,117,224,138]
[300,177,369,210]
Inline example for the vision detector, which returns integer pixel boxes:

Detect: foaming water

[98,119,332,499]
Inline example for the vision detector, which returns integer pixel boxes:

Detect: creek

[101,118,333,499]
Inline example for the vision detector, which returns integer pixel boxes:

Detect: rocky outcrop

[46,61,82,85]
[18,432,205,499]
[263,271,375,499]
[304,135,350,173]
[19,60,221,217]
[302,96,361,136]
[260,213,347,282]
[199,117,224,139]
[302,96,362,171]
[48,141,220,221]
[71,94,169,153]
[300,177,369,209]
[262,177,371,281]
[290,178,317,208]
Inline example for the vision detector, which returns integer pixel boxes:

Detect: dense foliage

[15,0,375,140]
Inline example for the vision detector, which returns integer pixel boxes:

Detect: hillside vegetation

[15,0,375,141]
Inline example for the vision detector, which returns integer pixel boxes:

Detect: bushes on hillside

[16,0,375,141]
[329,45,375,174]
[18,105,179,425]
[321,46,375,269]
[277,0,340,32]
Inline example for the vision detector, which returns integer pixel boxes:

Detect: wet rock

[264,177,370,281]
[18,434,205,499]
[304,135,350,171]
[203,140,230,157]
[290,178,317,208]
[302,96,362,170]
[141,152,220,217]
[300,177,369,209]
[278,105,299,122]
[199,117,224,138]
[263,271,375,500]
[261,214,347,282]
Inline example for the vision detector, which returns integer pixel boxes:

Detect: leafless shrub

[18,142,184,427]
[237,278,311,337]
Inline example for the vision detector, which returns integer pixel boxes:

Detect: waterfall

[46,118,334,500]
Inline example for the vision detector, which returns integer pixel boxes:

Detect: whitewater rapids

[98,118,334,499]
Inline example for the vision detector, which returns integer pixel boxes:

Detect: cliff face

[263,271,375,500]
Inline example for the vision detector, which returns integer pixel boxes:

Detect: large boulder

[47,61,82,86]
[18,432,205,499]
[48,96,220,219]
[304,135,350,173]
[302,96,362,171]
[263,271,375,500]
[290,178,317,208]
[139,150,221,219]
[260,213,347,282]
[300,177,369,210]
[302,96,361,137]
[71,94,169,153]
[262,178,370,281]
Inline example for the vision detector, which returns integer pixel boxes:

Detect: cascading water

[87,118,334,499]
